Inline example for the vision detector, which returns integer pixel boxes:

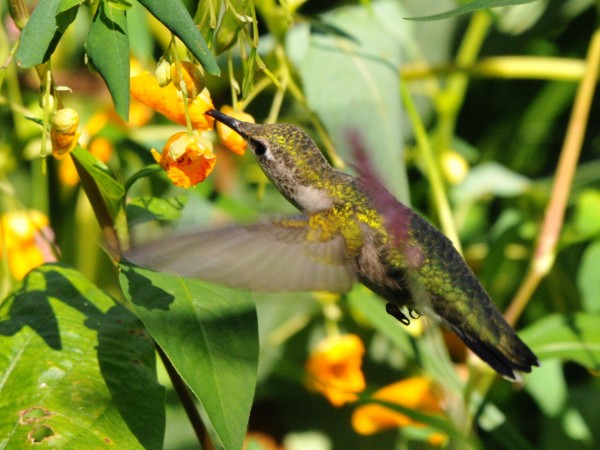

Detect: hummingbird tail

[453,325,540,382]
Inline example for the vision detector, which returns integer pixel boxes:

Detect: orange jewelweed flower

[51,108,80,160]
[305,334,366,407]
[351,376,445,445]
[151,131,216,188]
[1,210,56,280]
[59,137,114,187]
[216,105,255,155]
[130,71,214,130]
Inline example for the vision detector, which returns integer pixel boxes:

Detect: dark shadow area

[120,262,175,311]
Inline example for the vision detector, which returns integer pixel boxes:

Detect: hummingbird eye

[251,139,268,157]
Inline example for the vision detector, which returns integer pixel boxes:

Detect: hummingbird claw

[408,308,420,320]
[385,302,411,326]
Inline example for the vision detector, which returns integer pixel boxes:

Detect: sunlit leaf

[405,0,537,21]
[520,313,600,370]
[85,1,130,120]
[71,146,125,221]
[0,263,164,449]
[16,0,78,66]
[118,262,258,450]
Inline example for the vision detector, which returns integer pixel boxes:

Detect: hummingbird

[128,109,539,381]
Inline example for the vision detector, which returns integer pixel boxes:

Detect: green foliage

[2,0,600,449]
[119,262,259,450]
[0,264,164,449]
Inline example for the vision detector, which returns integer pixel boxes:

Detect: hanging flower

[216,105,255,155]
[51,108,80,160]
[305,334,366,407]
[170,61,205,99]
[351,376,445,445]
[151,131,216,188]
[130,71,214,131]
[1,210,56,280]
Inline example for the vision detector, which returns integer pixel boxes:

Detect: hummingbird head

[207,109,338,211]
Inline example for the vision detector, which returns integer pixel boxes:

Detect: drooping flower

[51,108,80,160]
[130,71,214,131]
[216,105,255,155]
[351,376,446,445]
[0,210,56,280]
[151,131,216,188]
[170,61,205,99]
[305,334,366,407]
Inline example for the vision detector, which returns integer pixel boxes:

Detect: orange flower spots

[305,334,366,407]
[0,210,56,280]
[130,72,214,130]
[51,108,80,160]
[216,105,255,155]
[151,131,216,188]
[351,376,445,444]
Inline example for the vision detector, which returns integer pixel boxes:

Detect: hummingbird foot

[385,303,411,326]
[408,308,420,320]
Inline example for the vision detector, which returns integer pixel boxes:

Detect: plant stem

[505,27,600,326]
[401,80,462,253]
[157,345,210,448]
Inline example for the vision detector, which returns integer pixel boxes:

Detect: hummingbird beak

[206,109,248,138]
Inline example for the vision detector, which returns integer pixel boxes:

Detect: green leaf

[573,190,600,238]
[520,313,600,370]
[71,146,125,221]
[126,195,188,226]
[577,240,600,313]
[287,2,408,201]
[85,1,130,120]
[16,0,78,67]
[57,0,85,14]
[405,0,538,22]
[524,359,567,417]
[118,262,258,450]
[137,0,220,75]
[0,263,164,449]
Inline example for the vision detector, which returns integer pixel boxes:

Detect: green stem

[505,26,600,326]
[400,80,461,253]
[435,11,492,152]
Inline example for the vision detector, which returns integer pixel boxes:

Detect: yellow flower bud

[440,149,469,185]
[155,59,172,87]
[51,108,80,160]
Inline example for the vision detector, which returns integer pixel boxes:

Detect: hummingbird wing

[125,216,356,293]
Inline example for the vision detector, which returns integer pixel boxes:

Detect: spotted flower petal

[152,131,216,188]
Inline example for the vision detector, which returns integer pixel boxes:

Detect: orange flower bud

[216,105,255,155]
[151,131,216,188]
[51,108,80,159]
[130,72,214,130]
[305,334,366,407]
[170,61,205,99]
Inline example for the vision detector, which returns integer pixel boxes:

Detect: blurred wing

[125,216,356,293]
